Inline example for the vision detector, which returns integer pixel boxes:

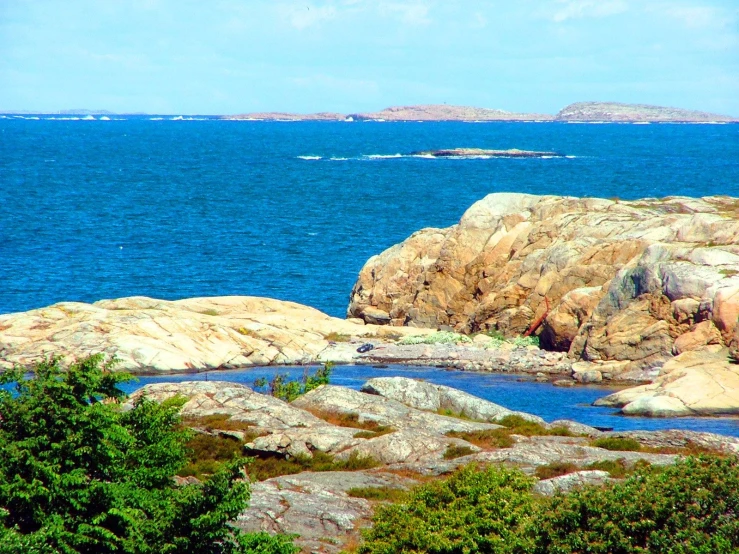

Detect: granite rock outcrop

[0,295,431,373]
[348,193,739,381]
[131,377,710,552]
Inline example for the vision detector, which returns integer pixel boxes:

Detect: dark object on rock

[357,343,375,353]
[593,426,615,432]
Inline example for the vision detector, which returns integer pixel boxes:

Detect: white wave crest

[297,155,322,160]
[363,153,404,159]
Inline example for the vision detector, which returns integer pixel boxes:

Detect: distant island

[3,101,736,122]
[225,101,737,123]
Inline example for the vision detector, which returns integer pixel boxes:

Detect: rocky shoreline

[128,377,739,553]
[2,193,739,418]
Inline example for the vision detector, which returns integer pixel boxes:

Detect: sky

[1,0,738,115]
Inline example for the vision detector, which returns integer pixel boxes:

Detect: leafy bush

[398,332,472,345]
[590,436,642,451]
[584,458,651,478]
[446,429,516,449]
[482,330,539,349]
[347,487,408,502]
[357,464,536,554]
[355,458,739,554]
[442,444,476,459]
[534,462,580,480]
[533,456,739,553]
[245,451,380,482]
[498,415,573,437]
[253,362,333,402]
[0,355,297,554]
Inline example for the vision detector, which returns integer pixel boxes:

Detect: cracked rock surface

[127,376,738,552]
[0,295,432,373]
[348,193,739,381]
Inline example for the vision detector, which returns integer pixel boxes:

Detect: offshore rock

[0,295,432,372]
[348,193,739,380]
[410,148,559,158]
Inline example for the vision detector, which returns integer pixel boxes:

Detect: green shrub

[446,429,516,449]
[245,451,380,482]
[357,464,536,554]
[532,456,739,553]
[443,444,476,459]
[398,332,472,345]
[498,415,573,437]
[253,362,333,402]
[534,462,579,480]
[585,458,652,478]
[590,436,642,451]
[0,355,297,554]
[347,487,408,502]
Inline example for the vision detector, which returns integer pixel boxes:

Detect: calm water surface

[121,364,739,437]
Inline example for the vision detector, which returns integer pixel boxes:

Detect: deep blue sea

[2,116,738,317]
[2,116,739,434]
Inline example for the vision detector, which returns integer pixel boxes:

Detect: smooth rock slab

[236,471,416,554]
[291,385,504,434]
[0,295,433,372]
[595,347,739,416]
[360,376,545,423]
[126,381,326,430]
[533,470,612,496]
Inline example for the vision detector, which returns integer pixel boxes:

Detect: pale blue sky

[1,0,738,115]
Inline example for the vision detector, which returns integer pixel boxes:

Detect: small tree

[0,355,297,554]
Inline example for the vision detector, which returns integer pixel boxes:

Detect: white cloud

[551,0,628,22]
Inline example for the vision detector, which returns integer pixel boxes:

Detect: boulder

[347,194,739,378]
[533,470,612,496]
[126,381,325,429]
[0,295,434,372]
[291,385,504,434]
[594,347,739,416]
[672,320,722,354]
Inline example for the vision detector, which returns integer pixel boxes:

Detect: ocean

[2,116,738,317]
[2,116,739,433]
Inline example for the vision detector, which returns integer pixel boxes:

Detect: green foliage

[398,332,472,345]
[446,429,516,449]
[483,331,540,349]
[532,456,739,553]
[498,415,573,437]
[253,363,333,402]
[178,433,246,480]
[357,464,536,554]
[534,462,579,480]
[356,457,739,554]
[442,444,475,459]
[0,355,297,554]
[584,458,651,478]
[347,487,408,503]
[245,451,380,482]
[590,436,642,451]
